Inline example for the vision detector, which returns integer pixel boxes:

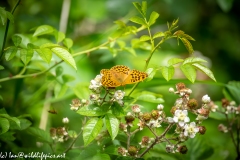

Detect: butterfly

[100,65,148,87]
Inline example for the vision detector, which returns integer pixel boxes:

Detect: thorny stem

[0,0,21,60]
[139,123,174,158]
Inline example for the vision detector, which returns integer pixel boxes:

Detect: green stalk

[0,0,21,60]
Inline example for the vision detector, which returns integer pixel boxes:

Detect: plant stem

[0,0,21,60]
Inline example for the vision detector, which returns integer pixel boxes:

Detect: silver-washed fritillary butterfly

[100,65,148,87]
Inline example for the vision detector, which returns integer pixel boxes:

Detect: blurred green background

[0,0,239,159]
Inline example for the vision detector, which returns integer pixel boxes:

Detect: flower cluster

[117,82,216,156]
[70,98,89,111]
[50,127,68,142]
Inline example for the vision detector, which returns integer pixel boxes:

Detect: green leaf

[0,65,4,70]
[0,131,15,141]
[26,127,53,143]
[153,31,165,39]
[51,47,77,70]
[132,2,144,17]
[33,25,55,37]
[62,74,75,83]
[68,130,77,138]
[183,57,207,65]
[36,48,52,63]
[77,104,109,116]
[0,118,9,134]
[137,92,164,103]
[55,31,65,43]
[40,43,60,48]
[124,47,136,56]
[20,49,33,65]
[129,16,147,26]
[54,83,68,98]
[224,81,240,104]
[83,118,103,146]
[145,67,156,81]
[18,118,32,130]
[161,66,175,81]
[5,46,18,61]
[6,11,14,23]
[180,38,194,54]
[174,30,195,41]
[180,64,196,83]
[12,35,22,46]
[167,58,184,66]
[92,154,111,160]
[141,1,147,17]
[55,66,63,77]
[0,7,7,25]
[111,102,125,117]
[27,43,39,49]
[63,38,73,49]
[148,11,159,26]
[73,83,90,99]
[105,113,119,140]
[192,63,216,82]
[139,35,151,42]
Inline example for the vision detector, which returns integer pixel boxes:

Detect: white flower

[202,94,211,103]
[166,144,175,153]
[226,105,236,114]
[148,119,161,128]
[183,122,199,138]
[173,110,190,127]
[113,90,125,100]
[167,117,174,123]
[62,117,69,124]
[169,87,175,93]
[89,75,102,91]
[157,104,164,110]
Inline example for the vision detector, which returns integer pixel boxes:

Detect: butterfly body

[101,65,148,87]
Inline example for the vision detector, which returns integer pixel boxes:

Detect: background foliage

[0,0,240,159]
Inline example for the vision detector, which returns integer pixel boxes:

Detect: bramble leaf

[105,113,119,140]
[167,58,184,66]
[12,35,22,46]
[180,38,194,54]
[63,38,73,49]
[153,32,165,39]
[83,118,103,146]
[183,57,207,65]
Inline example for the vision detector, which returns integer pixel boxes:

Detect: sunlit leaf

[5,46,18,61]
[77,104,109,116]
[63,38,73,49]
[140,35,151,42]
[148,11,159,26]
[27,43,39,49]
[0,118,9,135]
[183,57,207,65]
[51,47,77,70]
[40,43,60,48]
[111,102,125,117]
[192,63,216,82]
[145,67,156,81]
[132,2,144,17]
[167,58,184,66]
[180,64,196,83]
[12,35,22,46]
[124,47,136,56]
[6,11,14,23]
[129,16,147,26]
[55,31,65,43]
[83,118,103,146]
[105,113,119,140]
[20,49,33,65]
[33,25,54,37]
[161,66,175,81]
[153,31,165,39]
[36,48,52,63]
